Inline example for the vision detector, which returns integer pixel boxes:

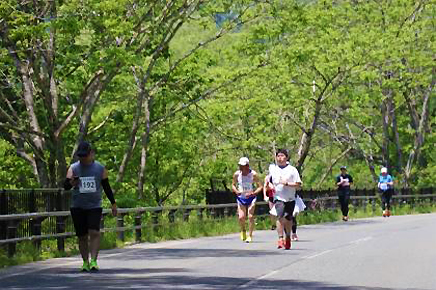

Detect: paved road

[1,213,435,290]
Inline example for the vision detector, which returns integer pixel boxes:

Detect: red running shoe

[277,239,284,249]
[285,237,291,250]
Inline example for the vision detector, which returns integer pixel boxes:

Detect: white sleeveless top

[236,170,256,198]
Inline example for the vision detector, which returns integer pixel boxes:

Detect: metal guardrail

[1,193,436,257]
[2,187,433,215]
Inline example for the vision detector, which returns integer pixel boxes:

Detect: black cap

[76,141,92,157]
[340,166,347,170]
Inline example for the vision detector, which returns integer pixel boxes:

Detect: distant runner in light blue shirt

[378,167,394,217]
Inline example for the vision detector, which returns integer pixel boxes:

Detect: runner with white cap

[378,167,394,217]
[232,157,262,243]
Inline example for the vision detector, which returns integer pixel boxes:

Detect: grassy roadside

[1,202,435,269]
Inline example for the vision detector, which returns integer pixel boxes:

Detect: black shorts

[274,200,296,221]
[70,207,102,237]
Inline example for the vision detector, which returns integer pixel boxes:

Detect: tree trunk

[388,96,403,174]
[296,96,322,173]
[137,98,151,200]
[404,72,434,185]
[380,96,390,169]
[116,68,149,184]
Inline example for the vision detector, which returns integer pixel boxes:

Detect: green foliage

[0,140,38,188]
[0,0,434,201]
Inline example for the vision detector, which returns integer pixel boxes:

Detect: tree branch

[151,62,268,129]
[88,111,113,135]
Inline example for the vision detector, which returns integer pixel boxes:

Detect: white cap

[381,167,388,173]
[238,157,249,166]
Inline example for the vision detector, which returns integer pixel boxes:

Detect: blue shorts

[237,196,256,206]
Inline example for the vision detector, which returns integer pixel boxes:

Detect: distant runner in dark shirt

[336,166,353,221]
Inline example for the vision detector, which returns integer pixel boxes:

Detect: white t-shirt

[268,164,301,202]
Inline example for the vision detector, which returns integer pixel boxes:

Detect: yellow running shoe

[240,231,247,241]
[245,236,252,243]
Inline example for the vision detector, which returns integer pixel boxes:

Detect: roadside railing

[1,188,436,257]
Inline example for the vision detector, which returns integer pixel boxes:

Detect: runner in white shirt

[268,149,302,250]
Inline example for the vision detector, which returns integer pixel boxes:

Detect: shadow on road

[106,247,283,261]
[1,271,412,290]
[306,219,382,230]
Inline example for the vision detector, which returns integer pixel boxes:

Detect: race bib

[238,182,253,197]
[380,183,388,191]
[79,176,97,193]
[342,178,350,186]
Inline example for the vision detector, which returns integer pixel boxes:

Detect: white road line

[238,235,374,289]
[351,236,373,244]
[304,249,334,259]
[239,270,280,289]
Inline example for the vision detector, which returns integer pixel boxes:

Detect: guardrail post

[168,209,176,223]
[56,189,63,211]
[117,213,125,242]
[31,217,42,249]
[352,198,358,214]
[363,198,368,213]
[56,189,65,252]
[56,216,65,252]
[135,210,143,242]
[210,207,216,219]
[331,197,337,211]
[223,206,229,217]
[183,209,190,222]
[152,210,161,232]
[371,188,377,213]
[197,208,203,220]
[7,220,18,257]
[0,190,7,253]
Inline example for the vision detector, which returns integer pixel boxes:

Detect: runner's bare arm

[285,181,301,189]
[232,172,240,195]
[66,167,73,179]
[252,173,263,195]
[263,176,269,199]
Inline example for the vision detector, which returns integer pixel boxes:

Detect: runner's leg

[247,201,256,239]
[274,201,285,247]
[87,208,102,260]
[89,230,100,260]
[292,216,297,234]
[71,208,90,263]
[78,234,89,261]
[381,193,387,211]
[291,216,298,240]
[269,199,276,230]
[343,193,350,217]
[237,203,247,241]
[237,204,247,231]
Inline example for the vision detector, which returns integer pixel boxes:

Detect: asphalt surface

[1,213,435,290]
